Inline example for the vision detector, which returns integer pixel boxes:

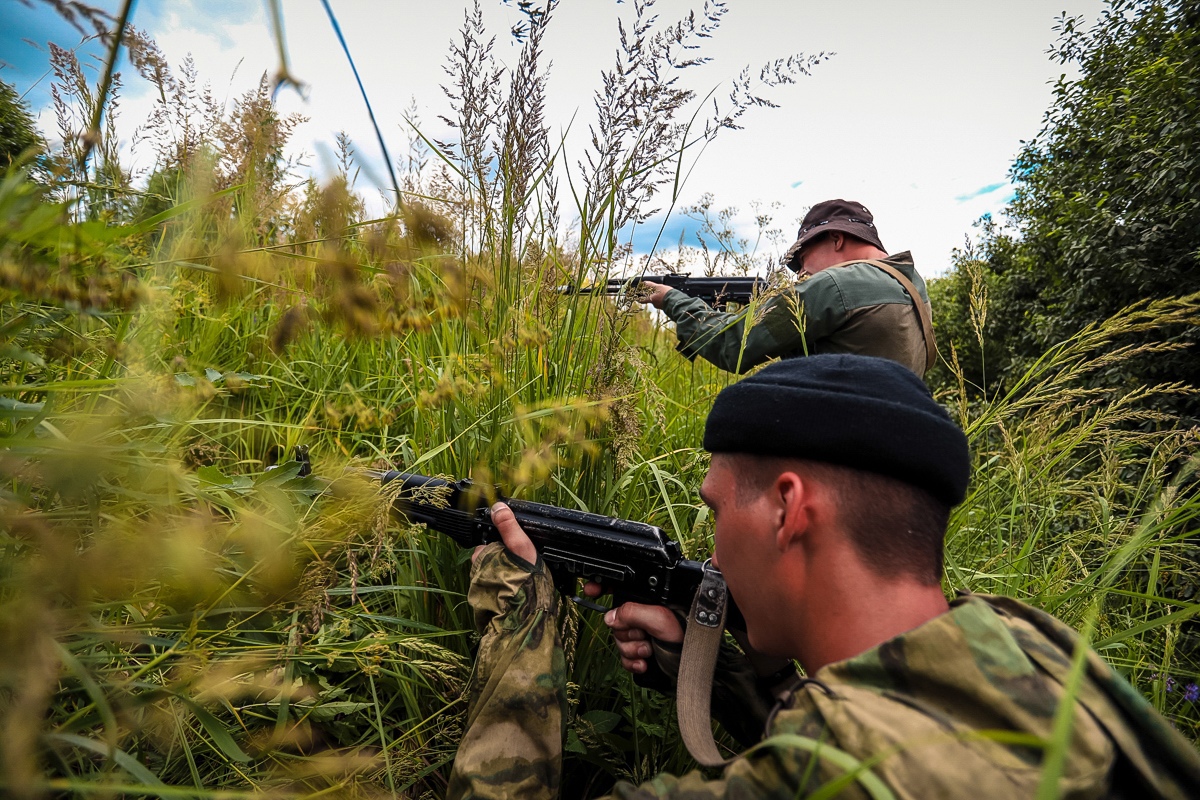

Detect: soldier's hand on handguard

[472,502,538,565]
[637,281,671,310]
[583,581,683,674]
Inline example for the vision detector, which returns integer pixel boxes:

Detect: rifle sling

[676,566,733,767]
[830,258,937,373]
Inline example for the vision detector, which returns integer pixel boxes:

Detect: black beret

[703,354,970,506]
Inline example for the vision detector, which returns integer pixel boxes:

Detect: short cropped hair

[729,455,949,585]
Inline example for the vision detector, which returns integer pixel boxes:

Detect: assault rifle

[563,273,769,307]
[378,470,742,626]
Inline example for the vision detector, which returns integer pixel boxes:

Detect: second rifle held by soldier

[563,273,769,308]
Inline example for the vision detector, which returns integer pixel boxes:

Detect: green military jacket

[447,544,1200,799]
[661,252,931,376]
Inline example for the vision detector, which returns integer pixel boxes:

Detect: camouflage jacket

[448,545,1200,799]
[660,252,930,376]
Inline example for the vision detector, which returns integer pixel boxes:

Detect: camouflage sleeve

[660,290,792,373]
[447,543,567,800]
[660,280,846,373]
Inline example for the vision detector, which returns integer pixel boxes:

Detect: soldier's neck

[793,569,950,676]
[804,243,889,274]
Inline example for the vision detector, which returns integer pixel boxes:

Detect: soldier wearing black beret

[448,355,1200,799]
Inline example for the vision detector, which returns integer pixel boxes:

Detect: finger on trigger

[605,603,683,643]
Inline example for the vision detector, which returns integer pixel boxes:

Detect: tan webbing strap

[676,565,732,768]
[831,258,938,373]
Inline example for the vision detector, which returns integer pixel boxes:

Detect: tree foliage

[0,80,44,170]
[930,0,1200,418]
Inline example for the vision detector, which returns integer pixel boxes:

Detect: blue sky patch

[624,213,707,255]
[2,1,265,114]
[0,2,113,110]
[955,181,1008,203]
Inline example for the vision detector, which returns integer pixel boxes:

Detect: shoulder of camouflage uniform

[761,598,1140,796]
[976,593,1200,798]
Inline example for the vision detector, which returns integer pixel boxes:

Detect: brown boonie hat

[782,199,886,269]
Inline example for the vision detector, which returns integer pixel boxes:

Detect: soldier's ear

[830,232,846,251]
[775,471,810,552]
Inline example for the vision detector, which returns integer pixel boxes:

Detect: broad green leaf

[565,729,587,754]
[580,709,622,734]
[196,465,232,485]
[305,700,374,721]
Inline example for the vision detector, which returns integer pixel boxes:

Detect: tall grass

[1,2,1198,798]
[942,295,1200,736]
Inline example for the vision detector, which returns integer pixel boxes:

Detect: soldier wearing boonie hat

[447,355,1200,799]
[636,199,937,378]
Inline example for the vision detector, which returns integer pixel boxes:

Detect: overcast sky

[2,0,1105,276]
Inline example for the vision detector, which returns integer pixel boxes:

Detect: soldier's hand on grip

[603,602,683,674]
